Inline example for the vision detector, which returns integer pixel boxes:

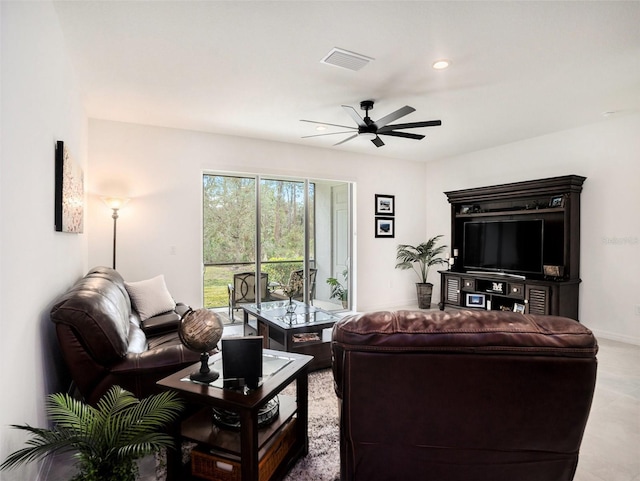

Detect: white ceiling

[53,1,640,163]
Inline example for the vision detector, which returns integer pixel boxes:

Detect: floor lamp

[101,197,129,270]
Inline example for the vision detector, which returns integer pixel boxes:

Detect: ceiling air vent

[320,48,373,71]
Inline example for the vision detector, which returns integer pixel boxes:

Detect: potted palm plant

[395,235,448,308]
[0,386,183,481]
[326,268,348,308]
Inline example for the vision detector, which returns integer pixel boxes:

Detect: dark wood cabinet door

[525,284,550,315]
[443,275,462,306]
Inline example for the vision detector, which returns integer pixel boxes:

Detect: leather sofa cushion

[333,309,597,356]
[127,322,148,354]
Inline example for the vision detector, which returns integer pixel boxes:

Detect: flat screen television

[463,219,544,275]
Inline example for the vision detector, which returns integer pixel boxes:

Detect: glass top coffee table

[242,300,341,371]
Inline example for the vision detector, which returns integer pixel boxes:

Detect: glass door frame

[203,171,353,311]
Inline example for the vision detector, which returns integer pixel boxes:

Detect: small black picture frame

[549,195,565,208]
[375,217,395,238]
[460,205,473,214]
[513,303,526,314]
[375,194,395,216]
[222,336,263,389]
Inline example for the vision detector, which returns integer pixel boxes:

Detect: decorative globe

[179,308,224,352]
[178,308,224,383]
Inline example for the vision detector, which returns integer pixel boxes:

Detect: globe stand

[190,352,219,384]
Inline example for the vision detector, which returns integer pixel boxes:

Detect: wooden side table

[157,349,313,481]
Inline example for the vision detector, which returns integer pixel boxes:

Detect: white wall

[87,120,428,312]
[0,2,88,480]
[425,113,640,345]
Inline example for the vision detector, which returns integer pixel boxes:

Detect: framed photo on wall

[375,194,395,216]
[375,217,395,238]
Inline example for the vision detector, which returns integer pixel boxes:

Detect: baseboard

[589,328,640,346]
[358,300,438,312]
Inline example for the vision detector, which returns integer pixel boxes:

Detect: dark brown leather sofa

[50,266,201,405]
[332,309,598,481]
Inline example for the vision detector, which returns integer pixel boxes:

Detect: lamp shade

[101,197,130,210]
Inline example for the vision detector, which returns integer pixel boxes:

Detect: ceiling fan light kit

[301,99,442,148]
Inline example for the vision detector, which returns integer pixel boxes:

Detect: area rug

[281,368,340,481]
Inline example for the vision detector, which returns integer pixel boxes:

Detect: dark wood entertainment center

[439,175,585,320]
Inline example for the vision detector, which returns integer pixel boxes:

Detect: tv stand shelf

[441,175,585,320]
[439,270,581,317]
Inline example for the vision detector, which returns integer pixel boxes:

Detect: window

[203,174,351,313]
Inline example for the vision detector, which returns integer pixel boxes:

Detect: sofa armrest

[141,311,180,336]
[113,342,198,374]
[95,340,201,403]
[140,303,191,336]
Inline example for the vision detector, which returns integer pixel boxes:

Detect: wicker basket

[191,418,297,481]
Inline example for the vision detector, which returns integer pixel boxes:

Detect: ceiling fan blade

[371,136,385,147]
[302,131,357,139]
[300,119,357,130]
[378,120,442,132]
[378,131,425,140]
[373,105,415,129]
[341,105,367,128]
[333,134,358,146]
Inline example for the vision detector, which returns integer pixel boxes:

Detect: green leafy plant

[395,235,448,284]
[326,268,348,304]
[0,386,184,481]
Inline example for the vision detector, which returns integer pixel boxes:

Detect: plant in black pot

[0,386,183,481]
[395,235,448,309]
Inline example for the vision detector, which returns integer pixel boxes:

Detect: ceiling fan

[301,100,441,148]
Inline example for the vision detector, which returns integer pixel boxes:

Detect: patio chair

[271,268,317,305]
[227,272,269,321]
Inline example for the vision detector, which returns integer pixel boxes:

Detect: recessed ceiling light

[316,125,327,131]
[432,59,451,70]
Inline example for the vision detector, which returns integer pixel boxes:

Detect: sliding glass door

[203,173,351,315]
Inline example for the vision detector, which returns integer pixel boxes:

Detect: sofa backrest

[332,309,598,481]
[50,267,133,365]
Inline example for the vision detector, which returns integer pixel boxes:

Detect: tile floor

[44,337,640,481]
[573,338,640,481]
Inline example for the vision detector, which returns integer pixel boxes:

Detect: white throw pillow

[125,275,176,321]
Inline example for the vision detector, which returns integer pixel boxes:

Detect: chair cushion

[125,274,176,321]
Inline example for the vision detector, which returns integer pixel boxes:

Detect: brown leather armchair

[50,267,201,405]
[332,309,598,481]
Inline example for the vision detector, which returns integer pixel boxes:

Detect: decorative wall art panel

[55,141,84,233]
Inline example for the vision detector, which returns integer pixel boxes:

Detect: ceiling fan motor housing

[360,100,374,111]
